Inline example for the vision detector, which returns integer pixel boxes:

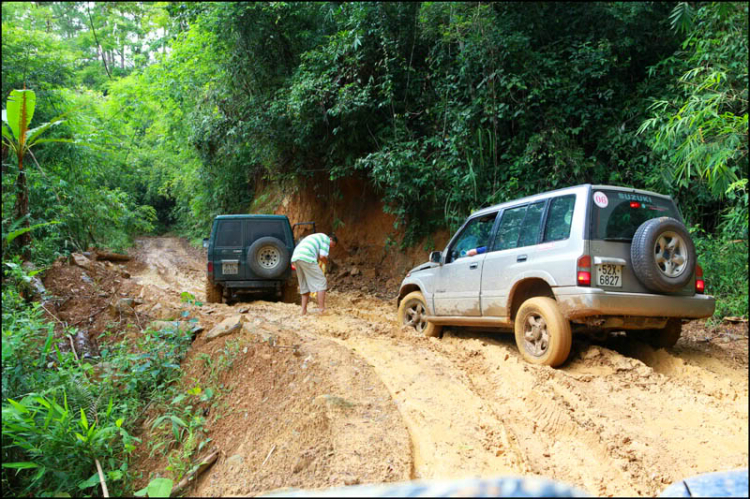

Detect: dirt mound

[184,320,412,495]
[41,252,146,356]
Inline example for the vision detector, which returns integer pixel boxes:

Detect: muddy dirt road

[128,237,748,496]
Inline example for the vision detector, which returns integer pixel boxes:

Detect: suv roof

[213,214,289,221]
[471,184,673,218]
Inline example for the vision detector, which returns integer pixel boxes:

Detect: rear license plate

[222,262,238,275]
[597,264,622,287]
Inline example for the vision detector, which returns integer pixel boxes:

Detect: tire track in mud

[337,335,522,480]
[432,332,641,496]
[432,330,748,496]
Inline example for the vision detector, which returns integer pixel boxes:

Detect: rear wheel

[205,279,223,304]
[647,318,682,348]
[514,297,571,367]
[398,291,442,338]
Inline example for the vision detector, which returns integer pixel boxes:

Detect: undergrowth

[692,231,749,320]
[1,266,198,497]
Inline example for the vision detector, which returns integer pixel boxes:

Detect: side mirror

[429,251,442,264]
[202,238,209,249]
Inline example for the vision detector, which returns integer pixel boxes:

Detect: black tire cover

[247,237,289,278]
[631,217,695,293]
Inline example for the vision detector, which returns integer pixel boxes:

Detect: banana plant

[2,89,73,258]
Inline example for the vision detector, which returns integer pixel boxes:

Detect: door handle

[469,263,478,269]
[517,255,527,262]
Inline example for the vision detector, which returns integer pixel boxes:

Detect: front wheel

[514,297,571,367]
[398,291,442,338]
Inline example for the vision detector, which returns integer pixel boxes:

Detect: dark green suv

[204,215,307,303]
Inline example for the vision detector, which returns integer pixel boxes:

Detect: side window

[543,195,576,242]
[448,213,498,263]
[216,221,242,247]
[517,202,546,248]
[492,206,527,251]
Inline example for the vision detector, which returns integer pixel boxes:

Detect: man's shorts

[293,260,327,294]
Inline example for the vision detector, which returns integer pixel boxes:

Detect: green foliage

[134,477,174,497]
[7,1,743,252]
[692,229,748,318]
[639,3,748,207]
[1,284,55,400]
[1,269,196,495]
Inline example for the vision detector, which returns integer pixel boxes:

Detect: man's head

[329,234,338,248]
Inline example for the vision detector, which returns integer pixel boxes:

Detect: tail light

[207,262,213,274]
[577,255,591,286]
[695,264,705,294]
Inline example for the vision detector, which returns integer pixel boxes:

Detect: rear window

[589,190,681,241]
[216,221,242,246]
[242,220,290,246]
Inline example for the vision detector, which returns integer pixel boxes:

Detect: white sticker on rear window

[593,191,609,208]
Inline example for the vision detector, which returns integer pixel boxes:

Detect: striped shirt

[291,233,330,264]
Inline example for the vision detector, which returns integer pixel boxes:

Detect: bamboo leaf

[78,473,100,490]
[2,462,40,470]
[80,408,89,430]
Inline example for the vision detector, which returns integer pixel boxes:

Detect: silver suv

[397,185,715,367]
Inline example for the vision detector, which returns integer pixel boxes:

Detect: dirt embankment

[40,235,747,497]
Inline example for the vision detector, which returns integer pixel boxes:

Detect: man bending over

[291,233,337,315]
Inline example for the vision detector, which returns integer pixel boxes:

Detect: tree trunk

[87,4,112,79]
[13,168,31,260]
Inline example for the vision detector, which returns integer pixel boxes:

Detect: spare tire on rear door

[247,237,289,279]
[631,217,695,293]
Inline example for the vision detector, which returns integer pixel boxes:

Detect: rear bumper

[224,280,283,289]
[554,287,716,320]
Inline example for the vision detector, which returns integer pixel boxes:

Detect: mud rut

[131,237,748,496]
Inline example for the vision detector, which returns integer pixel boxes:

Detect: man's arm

[318,235,331,264]
[466,246,487,257]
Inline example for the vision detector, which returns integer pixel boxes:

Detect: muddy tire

[514,297,572,367]
[648,318,682,349]
[281,278,300,304]
[247,237,290,279]
[398,291,442,338]
[206,279,223,304]
[631,217,695,293]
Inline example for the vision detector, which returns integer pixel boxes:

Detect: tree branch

[87,4,112,79]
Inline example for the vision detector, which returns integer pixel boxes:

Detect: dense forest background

[1,2,748,495]
[3,2,747,253]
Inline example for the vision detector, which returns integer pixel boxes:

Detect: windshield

[589,189,682,241]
